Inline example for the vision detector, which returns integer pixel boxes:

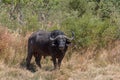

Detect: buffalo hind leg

[26,52,33,70]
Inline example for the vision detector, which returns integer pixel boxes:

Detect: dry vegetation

[0,26,120,80]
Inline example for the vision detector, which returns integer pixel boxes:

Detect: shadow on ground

[20,59,37,72]
[20,59,54,72]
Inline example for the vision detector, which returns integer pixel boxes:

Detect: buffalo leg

[58,57,63,69]
[26,52,33,69]
[52,57,57,69]
[35,55,42,68]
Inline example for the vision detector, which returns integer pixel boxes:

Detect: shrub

[62,14,118,49]
[69,0,87,17]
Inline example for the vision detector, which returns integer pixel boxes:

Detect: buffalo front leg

[52,57,57,69]
[58,57,63,69]
[35,55,42,68]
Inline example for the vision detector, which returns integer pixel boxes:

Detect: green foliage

[69,0,87,17]
[0,0,120,49]
[98,1,113,19]
[62,14,118,48]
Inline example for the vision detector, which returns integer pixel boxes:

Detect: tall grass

[0,26,27,66]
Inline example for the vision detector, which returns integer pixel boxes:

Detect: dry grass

[0,26,120,80]
[0,26,26,65]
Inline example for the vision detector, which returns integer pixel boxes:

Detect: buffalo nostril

[59,46,64,50]
[59,47,64,50]
[52,43,55,46]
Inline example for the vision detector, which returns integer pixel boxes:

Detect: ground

[0,51,120,80]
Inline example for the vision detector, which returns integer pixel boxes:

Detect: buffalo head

[50,31,74,50]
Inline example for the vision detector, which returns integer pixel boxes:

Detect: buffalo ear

[50,39,57,47]
[51,42,56,46]
[50,33,56,46]
[66,40,71,46]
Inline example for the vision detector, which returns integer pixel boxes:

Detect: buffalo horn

[50,35,63,41]
[64,31,74,40]
[50,31,74,41]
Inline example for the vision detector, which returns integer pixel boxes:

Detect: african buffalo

[26,30,74,70]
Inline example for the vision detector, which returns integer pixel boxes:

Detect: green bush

[69,0,87,17]
[62,14,118,49]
